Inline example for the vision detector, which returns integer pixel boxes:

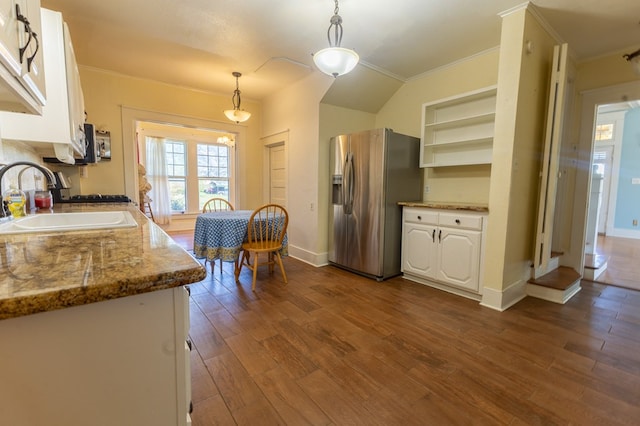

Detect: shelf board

[422,159,493,168]
[424,112,495,130]
[424,137,493,148]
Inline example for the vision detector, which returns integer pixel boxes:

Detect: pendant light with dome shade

[224,72,251,123]
[313,0,359,78]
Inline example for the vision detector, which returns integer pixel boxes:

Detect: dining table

[193,209,288,277]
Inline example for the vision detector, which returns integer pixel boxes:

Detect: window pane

[169,178,186,212]
[199,179,229,209]
[595,124,614,141]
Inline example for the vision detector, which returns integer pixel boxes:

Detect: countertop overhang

[398,201,489,212]
[0,204,206,320]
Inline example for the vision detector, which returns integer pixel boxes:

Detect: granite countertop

[398,201,489,212]
[0,204,206,320]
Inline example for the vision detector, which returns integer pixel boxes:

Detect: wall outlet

[634,219,638,227]
[632,178,640,185]
[424,185,430,194]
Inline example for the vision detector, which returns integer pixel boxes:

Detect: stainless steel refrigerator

[329,128,422,280]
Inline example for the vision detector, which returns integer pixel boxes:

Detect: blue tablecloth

[193,210,288,263]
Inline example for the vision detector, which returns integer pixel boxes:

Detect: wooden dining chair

[201,197,234,273]
[237,204,288,291]
[202,197,234,213]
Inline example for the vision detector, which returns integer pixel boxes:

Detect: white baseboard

[607,228,640,239]
[288,244,328,267]
[480,279,527,311]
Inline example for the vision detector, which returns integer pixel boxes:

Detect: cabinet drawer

[404,208,438,225]
[439,213,483,230]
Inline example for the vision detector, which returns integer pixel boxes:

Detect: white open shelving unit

[420,85,498,167]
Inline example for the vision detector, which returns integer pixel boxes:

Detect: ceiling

[40,0,640,113]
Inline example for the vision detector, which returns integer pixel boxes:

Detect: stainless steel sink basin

[0,211,138,234]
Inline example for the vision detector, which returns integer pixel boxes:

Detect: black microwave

[43,123,101,165]
[82,123,101,164]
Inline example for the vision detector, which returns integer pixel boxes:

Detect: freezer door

[344,129,385,276]
[328,135,349,264]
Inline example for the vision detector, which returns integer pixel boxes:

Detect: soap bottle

[3,187,27,218]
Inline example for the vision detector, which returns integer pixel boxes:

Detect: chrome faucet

[0,161,58,219]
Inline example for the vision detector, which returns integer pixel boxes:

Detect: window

[166,140,186,212]
[197,144,229,210]
[139,122,235,215]
[595,123,614,141]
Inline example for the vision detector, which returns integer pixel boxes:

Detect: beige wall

[262,73,333,264]
[483,8,557,300]
[376,49,500,204]
[78,67,263,211]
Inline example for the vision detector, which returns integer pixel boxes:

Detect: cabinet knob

[455,219,461,224]
[417,215,422,220]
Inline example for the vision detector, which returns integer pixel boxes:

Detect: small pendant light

[224,72,251,123]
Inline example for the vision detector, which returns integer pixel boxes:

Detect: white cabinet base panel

[402,273,483,301]
[0,287,190,426]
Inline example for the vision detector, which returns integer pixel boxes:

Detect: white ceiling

[40,0,640,112]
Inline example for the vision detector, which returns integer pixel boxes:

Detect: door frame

[569,81,640,269]
[261,130,289,206]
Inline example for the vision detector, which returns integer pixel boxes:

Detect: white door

[593,145,613,234]
[437,228,481,291]
[402,222,437,278]
[268,144,286,206]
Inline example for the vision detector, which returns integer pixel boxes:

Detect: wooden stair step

[527,266,580,291]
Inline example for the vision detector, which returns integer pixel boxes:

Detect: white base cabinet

[0,287,192,426]
[402,207,486,298]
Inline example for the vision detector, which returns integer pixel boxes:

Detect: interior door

[533,43,569,278]
[268,144,286,206]
[593,145,613,234]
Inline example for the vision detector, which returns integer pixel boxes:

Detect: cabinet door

[0,0,23,77]
[402,222,437,278]
[436,227,481,291]
[63,21,85,156]
[18,0,45,105]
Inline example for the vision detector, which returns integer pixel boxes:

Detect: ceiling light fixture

[312,0,359,78]
[223,72,251,123]
[623,48,640,75]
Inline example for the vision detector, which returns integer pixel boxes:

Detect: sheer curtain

[145,137,172,224]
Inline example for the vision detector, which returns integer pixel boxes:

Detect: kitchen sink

[0,211,138,234]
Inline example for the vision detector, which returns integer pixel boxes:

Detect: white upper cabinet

[420,85,497,167]
[0,0,45,114]
[0,8,85,163]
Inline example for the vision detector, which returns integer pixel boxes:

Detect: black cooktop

[63,194,131,204]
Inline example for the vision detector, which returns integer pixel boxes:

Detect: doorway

[584,94,640,291]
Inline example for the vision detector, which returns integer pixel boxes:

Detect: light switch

[632,178,640,185]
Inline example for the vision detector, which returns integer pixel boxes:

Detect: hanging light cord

[327,0,344,48]
[231,72,242,110]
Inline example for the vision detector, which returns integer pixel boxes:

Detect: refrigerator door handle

[343,152,354,215]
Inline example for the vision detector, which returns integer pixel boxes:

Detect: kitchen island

[0,204,206,426]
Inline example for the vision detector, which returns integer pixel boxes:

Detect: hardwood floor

[594,235,640,291]
[168,231,640,425]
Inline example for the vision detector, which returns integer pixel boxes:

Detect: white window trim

[121,106,246,208]
[137,122,236,215]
